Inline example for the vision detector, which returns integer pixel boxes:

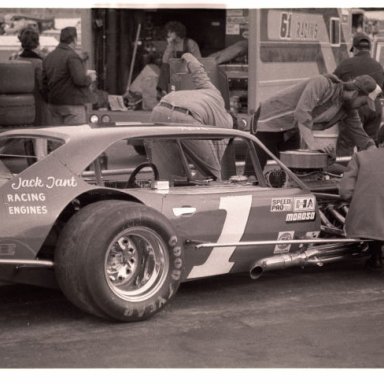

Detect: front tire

[55,200,183,322]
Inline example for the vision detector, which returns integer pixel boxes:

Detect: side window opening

[82,138,151,188]
[0,137,64,176]
[244,137,316,190]
[81,135,294,190]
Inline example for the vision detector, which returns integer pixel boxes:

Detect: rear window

[0,136,64,178]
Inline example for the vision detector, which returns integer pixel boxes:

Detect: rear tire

[55,200,183,322]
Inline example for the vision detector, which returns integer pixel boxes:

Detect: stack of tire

[0,61,35,129]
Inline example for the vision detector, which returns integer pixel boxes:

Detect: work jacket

[256,75,375,151]
[42,43,92,106]
[334,50,384,88]
[339,147,384,241]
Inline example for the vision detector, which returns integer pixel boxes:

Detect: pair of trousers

[48,104,87,126]
[150,104,222,180]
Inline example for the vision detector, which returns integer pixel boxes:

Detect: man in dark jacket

[339,139,384,270]
[334,32,384,155]
[42,27,96,125]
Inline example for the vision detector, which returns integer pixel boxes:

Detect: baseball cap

[350,32,371,52]
[353,75,382,111]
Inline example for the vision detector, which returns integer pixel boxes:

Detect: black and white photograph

[0,0,384,380]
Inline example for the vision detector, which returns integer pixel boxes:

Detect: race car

[0,123,368,322]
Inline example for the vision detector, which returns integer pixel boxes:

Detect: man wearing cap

[42,26,96,125]
[334,32,384,155]
[248,73,382,170]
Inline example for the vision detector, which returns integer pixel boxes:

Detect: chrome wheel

[105,226,169,302]
[56,200,183,321]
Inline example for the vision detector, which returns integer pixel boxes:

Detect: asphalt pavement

[1,259,384,373]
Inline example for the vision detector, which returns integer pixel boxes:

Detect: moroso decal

[188,195,252,279]
[293,196,315,212]
[271,197,293,212]
[274,231,295,254]
[286,212,316,222]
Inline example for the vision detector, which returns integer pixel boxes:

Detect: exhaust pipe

[249,243,366,280]
[250,248,319,280]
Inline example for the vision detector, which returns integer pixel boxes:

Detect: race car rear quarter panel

[0,154,97,258]
[159,185,320,281]
[0,127,152,261]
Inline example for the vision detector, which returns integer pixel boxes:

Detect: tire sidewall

[54,202,115,319]
[82,202,183,321]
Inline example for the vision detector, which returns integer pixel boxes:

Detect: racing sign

[268,10,328,42]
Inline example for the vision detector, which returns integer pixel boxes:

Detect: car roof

[0,124,253,174]
[0,123,250,141]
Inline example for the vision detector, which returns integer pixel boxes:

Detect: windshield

[0,136,64,183]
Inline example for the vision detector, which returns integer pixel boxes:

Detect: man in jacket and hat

[339,133,384,270]
[42,26,96,125]
[250,73,382,170]
[334,32,384,155]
